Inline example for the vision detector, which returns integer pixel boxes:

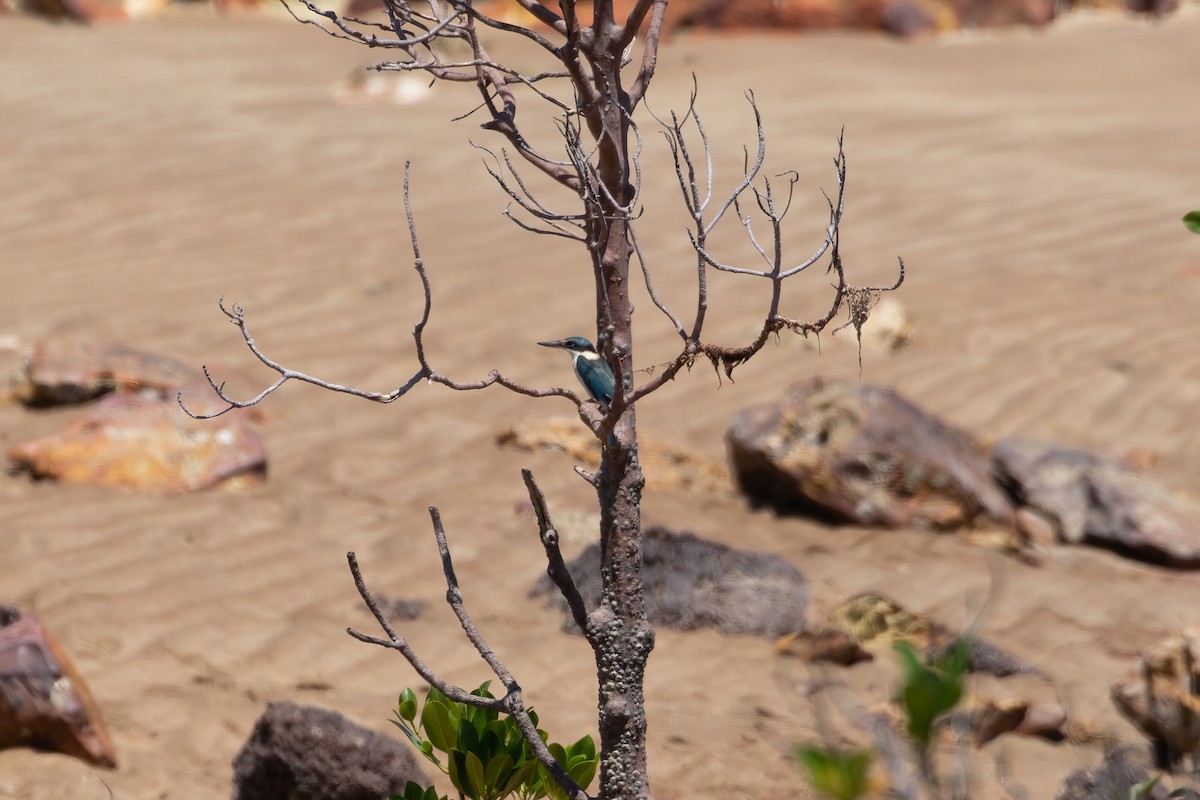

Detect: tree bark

[586,35,655,800]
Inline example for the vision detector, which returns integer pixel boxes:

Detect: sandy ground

[3,6,1200,799]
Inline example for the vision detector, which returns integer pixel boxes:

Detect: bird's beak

[538,339,568,349]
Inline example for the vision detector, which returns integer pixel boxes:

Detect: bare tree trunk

[589,43,654,796]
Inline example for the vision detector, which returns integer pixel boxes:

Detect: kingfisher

[538,337,614,408]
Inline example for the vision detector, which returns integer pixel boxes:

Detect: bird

[538,336,615,408]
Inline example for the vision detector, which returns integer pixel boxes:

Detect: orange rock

[9,392,266,492]
[0,607,117,769]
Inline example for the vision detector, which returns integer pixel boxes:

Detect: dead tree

[182,0,903,798]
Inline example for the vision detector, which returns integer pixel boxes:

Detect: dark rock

[532,526,807,637]
[231,702,429,800]
[993,438,1200,568]
[0,606,117,768]
[727,378,1013,530]
[1054,745,1167,800]
[881,0,937,36]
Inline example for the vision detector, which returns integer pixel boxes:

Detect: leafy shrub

[389,682,598,800]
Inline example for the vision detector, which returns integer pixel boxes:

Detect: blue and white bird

[538,336,614,408]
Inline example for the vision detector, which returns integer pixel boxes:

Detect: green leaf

[422,700,459,754]
[484,752,514,796]
[466,751,488,800]
[893,639,924,678]
[505,759,539,797]
[795,744,871,800]
[1184,211,1200,234]
[566,756,598,792]
[459,713,481,755]
[1131,776,1162,800]
[448,750,471,799]
[569,735,596,762]
[392,718,425,751]
[400,782,434,800]
[399,688,419,723]
[893,639,966,751]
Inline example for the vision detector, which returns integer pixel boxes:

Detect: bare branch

[521,469,592,636]
[348,543,590,800]
[627,0,668,107]
[429,507,516,683]
[628,119,897,404]
[183,165,585,419]
[346,551,503,711]
[630,226,686,339]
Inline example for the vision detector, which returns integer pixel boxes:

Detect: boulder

[727,378,1012,530]
[532,526,807,637]
[232,702,430,800]
[9,392,266,492]
[0,606,117,768]
[1110,628,1200,772]
[993,438,1200,568]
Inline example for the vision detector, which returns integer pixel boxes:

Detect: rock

[231,702,429,800]
[956,0,1055,27]
[1054,745,1167,800]
[1014,506,1057,548]
[993,438,1200,568]
[959,697,1068,746]
[0,606,117,769]
[12,335,195,406]
[666,0,1062,35]
[1018,702,1069,739]
[1110,627,1200,772]
[499,418,729,494]
[727,378,1013,530]
[775,628,874,666]
[798,593,1036,678]
[8,392,266,492]
[532,526,807,637]
[962,696,1030,746]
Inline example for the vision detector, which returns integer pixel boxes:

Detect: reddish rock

[9,392,266,492]
[14,335,195,407]
[0,606,117,768]
[727,378,1013,530]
